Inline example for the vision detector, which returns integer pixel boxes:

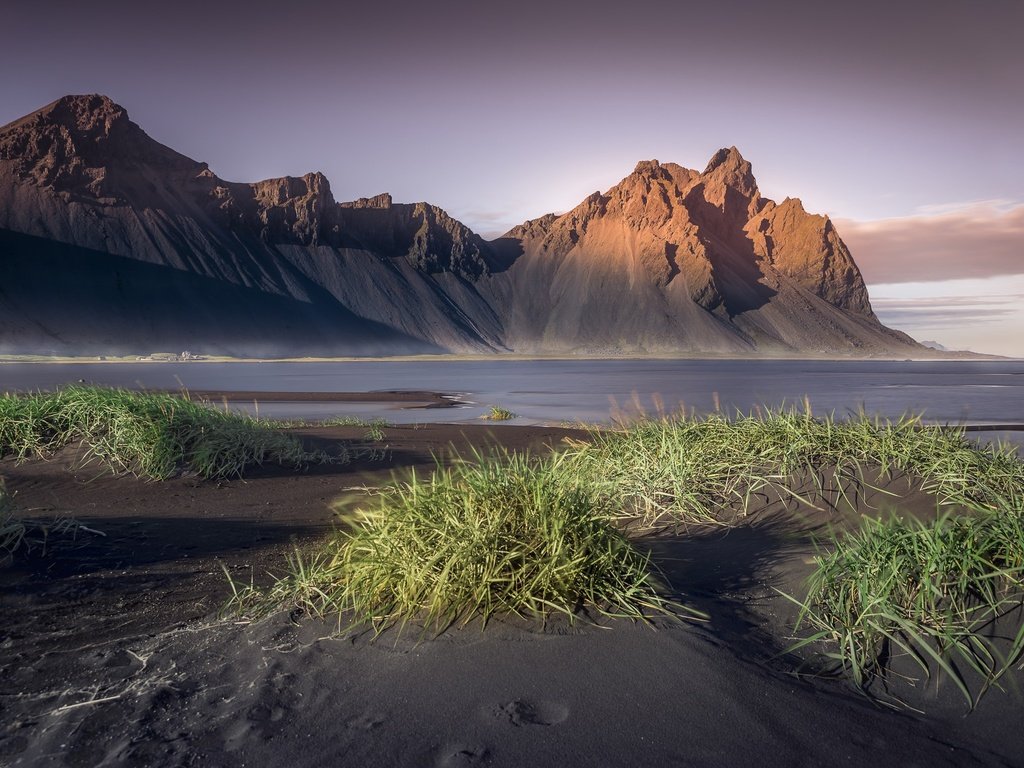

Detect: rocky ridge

[487,151,896,353]
[0,94,917,357]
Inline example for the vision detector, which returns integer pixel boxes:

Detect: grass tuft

[362,418,388,442]
[562,409,1024,526]
[233,450,672,631]
[793,498,1024,706]
[0,386,328,480]
[482,405,517,421]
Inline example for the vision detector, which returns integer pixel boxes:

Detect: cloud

[869,287,1024,356]
[873,292,1024,327]
[836,203,1024,284]
[874,303,1019,329]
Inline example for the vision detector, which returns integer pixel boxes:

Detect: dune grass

[0,386,326,480]
[230,449,672,631]
[792,493,1024,705]
[560,407,1024,701]
[362,418,388,442]
[561,407,1023,526]
[482,405,517,421]
[227,404,1024,701]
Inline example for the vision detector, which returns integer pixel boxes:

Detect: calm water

[3,360,1024,431]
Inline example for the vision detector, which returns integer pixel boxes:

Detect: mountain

[0,94,919,357]
[0,95,503,356]
[482,152,902,354]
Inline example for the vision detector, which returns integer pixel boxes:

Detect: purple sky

[4,0,1023,355]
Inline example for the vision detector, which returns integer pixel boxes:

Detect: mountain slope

[484,152,912,354]
[0,94,919,357]
[0,95,504,355]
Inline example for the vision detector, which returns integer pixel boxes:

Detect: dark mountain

[0,95,919,357]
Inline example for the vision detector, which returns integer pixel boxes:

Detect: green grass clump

[795,499,1024,705]
[259,414,389,443]
[482,405,517,421]
[236,450,669,631]
[362,418,388,442]
[319,415,385,428]
[563,408,1024,526]
[558,407,1024,701]
[0,386,325,480]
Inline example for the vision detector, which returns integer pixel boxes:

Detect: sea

[3,359,1023,446]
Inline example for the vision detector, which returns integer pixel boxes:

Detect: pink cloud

[835,203,1024,284]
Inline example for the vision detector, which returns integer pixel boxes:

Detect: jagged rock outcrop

[481,150,909,354]
[745,197,872,315]
[337,194,494,279]
[0,94,200,205]
[0,94,919,357]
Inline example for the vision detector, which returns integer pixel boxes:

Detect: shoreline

[172,389,467,409]
[0,350,1013,365]
[2,384,1023,434]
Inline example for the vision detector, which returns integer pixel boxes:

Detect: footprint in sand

[435,742,490,767]
[489,699,569,727]
[345,712,385,731]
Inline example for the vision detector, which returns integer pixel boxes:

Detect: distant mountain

[0,94,920,357]
[483,152,902,354]
[919,340,950,352]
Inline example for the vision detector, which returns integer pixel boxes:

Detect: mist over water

[4,360,1023,433]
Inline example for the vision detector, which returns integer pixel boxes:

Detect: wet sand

[176,390,467,409]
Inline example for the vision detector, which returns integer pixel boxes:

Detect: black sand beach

[2,417,1023,767]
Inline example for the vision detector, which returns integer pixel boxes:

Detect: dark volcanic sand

[1,421,1023,767]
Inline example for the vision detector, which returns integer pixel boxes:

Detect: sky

[3,0,1022,355]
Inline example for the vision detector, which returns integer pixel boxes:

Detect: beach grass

[0,386,326,480]
[793,498,1024,705]
[258,414,389,443]
[561,407,1023,526]
[223,404,1024,700]
[362,418,387,442]
[482,405,517,421]
[231,449,672,630]
[560,407,1024,700]
[264,415,391,430]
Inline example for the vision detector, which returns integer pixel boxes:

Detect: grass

[258,414,389,442]
[561,407,1024,526]
[223,403,1024,702]
[793,499,1024,706]
[482,405,516,421]
[0,386,328,480]
[559,407,1024,701]
[266,414,390,429]
[361,418,387,442]
[229,449,673,631]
